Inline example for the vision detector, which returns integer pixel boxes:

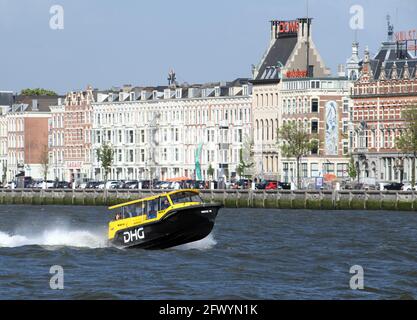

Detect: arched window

[266,119,269,141]
[261,120,264,141]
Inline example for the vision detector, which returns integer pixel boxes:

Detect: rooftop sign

[271,20,299,39]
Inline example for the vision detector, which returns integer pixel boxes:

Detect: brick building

[351,36,417,184]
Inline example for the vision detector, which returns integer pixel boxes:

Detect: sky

[0,0,416,94]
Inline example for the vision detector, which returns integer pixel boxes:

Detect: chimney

[337,64,346,77]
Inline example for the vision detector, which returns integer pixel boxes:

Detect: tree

[277,122,317,189]
[237,148,254,178]
[348,155,357,181]
[40,145,50,182]
[207,163,214,180]
[97,143,114,186]
[397,106,417,186]
[20,88,58,96]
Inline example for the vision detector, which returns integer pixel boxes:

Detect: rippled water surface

[0,205,417,300]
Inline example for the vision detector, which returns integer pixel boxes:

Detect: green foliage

[20,88,58,96]
[237,148,254,178]
[207,163,214,179]
[396,106,417,185]
[348,156,357,181]
[97,143,114,182]
[277,122,317,188]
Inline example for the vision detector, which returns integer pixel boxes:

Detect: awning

[323,174,337,182]
[165,177,191,182]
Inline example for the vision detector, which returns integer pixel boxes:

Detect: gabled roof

[255,36,298,81]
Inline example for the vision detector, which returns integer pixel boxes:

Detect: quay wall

[0,189,417,211]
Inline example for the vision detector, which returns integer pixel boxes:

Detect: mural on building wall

[325,101,339,156]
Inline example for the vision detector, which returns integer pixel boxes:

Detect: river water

[0,205,416,300]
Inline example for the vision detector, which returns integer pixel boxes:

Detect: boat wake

[0,229,108,249]
[174,233,217,251]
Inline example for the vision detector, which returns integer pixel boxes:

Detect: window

[302,163,308,178]
[170,191,203,204]
[343,120,348,134]
[311,163,319,177]
[343,140,349,155]
[343,99,349,113]
[311,99,319,112]
[129,150,134,162]
[128,130,134,144]
[311,120,318,134]
[311,81,320,89]
[237,129,243,143]
[337,164,348,178]
[323,163,335,174]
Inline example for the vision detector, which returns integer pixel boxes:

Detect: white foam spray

[0,229,107,249]
[174,233,217,251]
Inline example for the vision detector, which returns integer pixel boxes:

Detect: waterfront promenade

[1,189,417,211]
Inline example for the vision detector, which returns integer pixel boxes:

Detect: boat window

[170,192,203,204]
[135,202,146,216]
[123,205,136,218]
[159,196,170,211]
[147,199,158,219]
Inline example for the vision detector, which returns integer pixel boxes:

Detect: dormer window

[108,93,113,102]
[243,85,249,96]
[130,92,135,101]
[202,89,207,97]
[153,91,158,100]
[175,88,182,99]
[215,87,221,97]
[164,89,170,99]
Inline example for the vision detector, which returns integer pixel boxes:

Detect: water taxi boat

[108,189,222,250]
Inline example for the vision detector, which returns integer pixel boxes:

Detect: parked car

[105,181,119,190]
[277,182,291,190]
[234,179,252,190]
[54,181,70,189]
[384,182,404,191]
[85,181,100,189]
[265,182,278,190]
[256,180,274,190]
[193,181,207,189]
[122,180,138,189]
[402,183,417,191]
[4,181,16,189]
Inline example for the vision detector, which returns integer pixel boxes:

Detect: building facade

[5,102,51,181]
[351,36,417,183]
[91,79,252,182]
[280,78,351,185]
[63,87,95,184]
[251,17,343,183]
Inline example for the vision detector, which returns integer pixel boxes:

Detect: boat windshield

[170,191,203,204]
